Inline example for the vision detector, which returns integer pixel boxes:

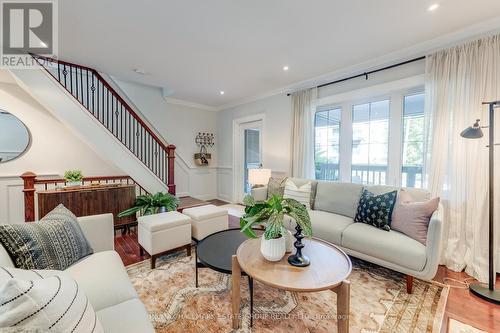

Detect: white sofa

[0,214,155,333]
[252,178,444,293]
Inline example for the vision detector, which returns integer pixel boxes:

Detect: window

[314,81,427,188]
[351,100,389,185]
[402,93,425,188]
[314,107,341,181]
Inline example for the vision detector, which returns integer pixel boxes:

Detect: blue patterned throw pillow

[0,204,93,270]
[354,188,398,231]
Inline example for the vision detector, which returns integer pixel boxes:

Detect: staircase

[10,55,176,195]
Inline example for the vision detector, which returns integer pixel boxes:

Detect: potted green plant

[64,170,83,187]
[118,192,180,217]
[240,194,312,262]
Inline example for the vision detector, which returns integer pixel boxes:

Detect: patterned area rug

[126,252,448,333]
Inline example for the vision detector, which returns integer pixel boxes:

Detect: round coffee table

[232,237,352,332]
[195,228,262,287]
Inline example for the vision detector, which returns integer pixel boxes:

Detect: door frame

[232,113,265,203]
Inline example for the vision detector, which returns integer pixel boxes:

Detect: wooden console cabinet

[37,184,136,231]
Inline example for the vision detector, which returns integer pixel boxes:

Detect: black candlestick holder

[287,224,310,267]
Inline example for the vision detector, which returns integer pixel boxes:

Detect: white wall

[216,60,425,202]
[112,79,219,199]
[0,80,124,224]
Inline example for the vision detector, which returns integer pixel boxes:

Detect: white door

[235,120,263,203]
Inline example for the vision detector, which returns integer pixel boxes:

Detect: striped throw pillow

[0,204,93,270]
[0,266,104,333]
[283,178,312,209]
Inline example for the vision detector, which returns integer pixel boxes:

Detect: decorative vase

[285,229,294,253]
[260,235,286,261]
[157,206,167,213]
[288,224,310,267]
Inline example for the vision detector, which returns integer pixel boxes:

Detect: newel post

[166,144,176,195]
[20,171,37,222]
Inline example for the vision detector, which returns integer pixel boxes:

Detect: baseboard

[192,194,218,200]
[217,194,233,203]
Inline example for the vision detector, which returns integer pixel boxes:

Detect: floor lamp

[460,101,500,304]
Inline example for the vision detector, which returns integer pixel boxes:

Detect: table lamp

[248,168,271,188]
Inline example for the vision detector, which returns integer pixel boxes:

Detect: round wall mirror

[0,110,31,163]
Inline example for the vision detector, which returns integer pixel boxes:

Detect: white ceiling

[58,0,500,108]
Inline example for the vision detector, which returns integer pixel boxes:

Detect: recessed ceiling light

[133,68,148,75]
[428,3,440,11]
[283,66,289,71]
[220,91,225,95]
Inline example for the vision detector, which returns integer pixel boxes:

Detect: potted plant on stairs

[118,192,180,218]
[240,194,312,262]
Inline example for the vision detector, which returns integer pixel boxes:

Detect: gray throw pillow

[267,177,287,199]
[0,204,93,270]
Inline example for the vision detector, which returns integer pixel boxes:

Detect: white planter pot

[284,229,294,253]
[260,235,286,262]
[65,181,81,187]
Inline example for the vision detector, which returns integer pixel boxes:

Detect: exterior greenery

[402,115,424,166]
[64,170,83,182]
[240,194,312,240]
[118,192,180,217]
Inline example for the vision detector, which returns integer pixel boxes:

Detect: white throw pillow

[283,178,312,209]
[0,266,104,333]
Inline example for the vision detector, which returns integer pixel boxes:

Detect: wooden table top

[236,237,352,292]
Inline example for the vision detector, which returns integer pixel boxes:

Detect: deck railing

[315,163,423,187]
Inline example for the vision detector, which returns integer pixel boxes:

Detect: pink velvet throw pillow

[391,190,439,245]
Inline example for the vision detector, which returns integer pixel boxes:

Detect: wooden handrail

[28,54,176,194]
[33,175,133,184]
[30,54,171,153]
[21,172,148,222]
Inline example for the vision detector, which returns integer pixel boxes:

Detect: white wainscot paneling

[0,174,60,224]
[217,167,233,203]
[174,160,218,200]
[189,168,217,200]
[174,161,191,197]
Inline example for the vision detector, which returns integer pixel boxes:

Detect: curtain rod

[287,56,426,96]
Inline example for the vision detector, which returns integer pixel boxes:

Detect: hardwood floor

[114,199,499,333]
[114,211,240,267]
[434,267,499,333]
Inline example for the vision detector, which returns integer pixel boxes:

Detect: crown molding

[163,97,217,111]
[215,16,500,111]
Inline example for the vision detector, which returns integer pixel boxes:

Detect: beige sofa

[0,214,155,333]
[252,178,443,293]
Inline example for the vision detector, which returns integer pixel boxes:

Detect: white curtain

[424,34,500,282]
[290,87,317,178]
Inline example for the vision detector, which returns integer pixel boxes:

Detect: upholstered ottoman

[138,211,192,269]
[182,204,228,241]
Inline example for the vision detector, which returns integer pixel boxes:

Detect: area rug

[448,319,487,333]
[126,252,448,333]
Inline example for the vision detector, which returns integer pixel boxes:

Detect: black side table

[195,228,262,326]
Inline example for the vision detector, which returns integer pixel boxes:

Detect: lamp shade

[248,168,271,185]
[460,119,484,139]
